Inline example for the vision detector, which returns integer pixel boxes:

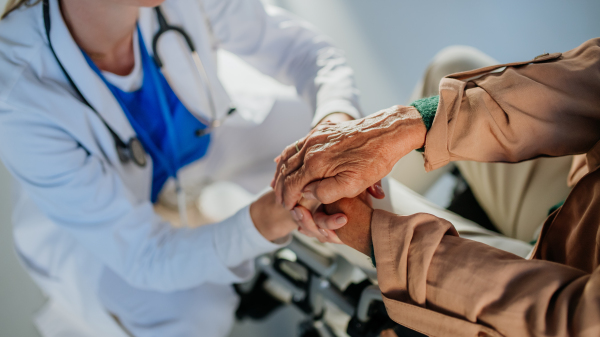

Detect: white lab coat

[0,0,361,335]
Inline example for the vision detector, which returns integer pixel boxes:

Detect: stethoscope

[152,7,237,135]
[43,0,236,167]
[43,0,236,225]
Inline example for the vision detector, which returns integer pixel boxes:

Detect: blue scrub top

[83,27,210,202]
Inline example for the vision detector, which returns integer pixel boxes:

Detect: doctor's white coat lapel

[46,0,136,146]
[46,0,152,200]
[138,4,234,127]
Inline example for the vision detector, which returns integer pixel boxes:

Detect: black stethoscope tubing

[151,7,195,68]
[43,0,233,168]
[151,6,237,136]
[43,0,147,167]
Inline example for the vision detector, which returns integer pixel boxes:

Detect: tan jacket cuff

[423,78,467,172]
[370,210,502,337]
[371,210,458,305]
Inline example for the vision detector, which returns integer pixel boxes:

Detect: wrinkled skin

[272,105,427,210]
[288,112,352,244]
[281,112,385,244]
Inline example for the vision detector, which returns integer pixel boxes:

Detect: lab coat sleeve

[213,205,291,269]
[200,0,362,125]
[0,107,283,292]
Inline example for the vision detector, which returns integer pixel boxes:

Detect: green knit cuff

[410,95,439,152]
[411,95,439,130]
[370,245,376,267]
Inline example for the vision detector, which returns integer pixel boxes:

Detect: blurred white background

[0,0,599,336]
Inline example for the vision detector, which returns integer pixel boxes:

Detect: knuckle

[312,187,325,202]
[316,218,328,230]
[305,220,317,231]
[315,188,334,204]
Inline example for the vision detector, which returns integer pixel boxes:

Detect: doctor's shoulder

[0,2,81,115]
[0,4,89,155]
[0,1,56,97]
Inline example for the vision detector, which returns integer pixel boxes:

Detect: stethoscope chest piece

[117,137,147,167]
[129,138,148,167]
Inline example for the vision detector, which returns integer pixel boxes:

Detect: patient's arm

[323,192,374,255]
[326,196,600,336]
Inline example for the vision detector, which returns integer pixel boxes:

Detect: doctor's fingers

[291,205,326,241]
[313,210,347,231]
[292,206,341,244]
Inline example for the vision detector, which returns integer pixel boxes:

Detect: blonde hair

[2,0,41,19]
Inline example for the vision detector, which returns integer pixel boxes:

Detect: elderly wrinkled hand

[280,111,373,245]
[272,105,426,210]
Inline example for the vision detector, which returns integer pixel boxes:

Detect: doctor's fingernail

[376,184,384,195]
[303,191,316,200]
[319,229,329,237]
[292,208,303,221]
[335,216,347,225]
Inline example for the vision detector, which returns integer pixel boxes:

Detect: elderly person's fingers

[270,156,282,188]
[367,180,385,199]
[274,148,318,207]
[276,165,317,210]
[290,170,366,206]
[292,205,343,244]
[272,136,307,198]
[273,121,337,207]
[312,209,347,231]
[272,114,353,204]
[275,148,308,193]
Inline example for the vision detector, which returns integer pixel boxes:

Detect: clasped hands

[270,105,427,254]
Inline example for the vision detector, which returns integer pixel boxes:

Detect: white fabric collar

[101,30,143,92]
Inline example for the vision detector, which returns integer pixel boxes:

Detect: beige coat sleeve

[423,38,600,171]
[372,210,600,337]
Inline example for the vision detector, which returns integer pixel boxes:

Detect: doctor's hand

[251,191,298,242]
[249,191,347,243]
[322,191,374,256]
[290,197,346,244]
[272,105,426,210]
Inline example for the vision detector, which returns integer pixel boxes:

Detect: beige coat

[374,38,600,337]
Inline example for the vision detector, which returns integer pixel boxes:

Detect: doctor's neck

[60,0,138,76]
